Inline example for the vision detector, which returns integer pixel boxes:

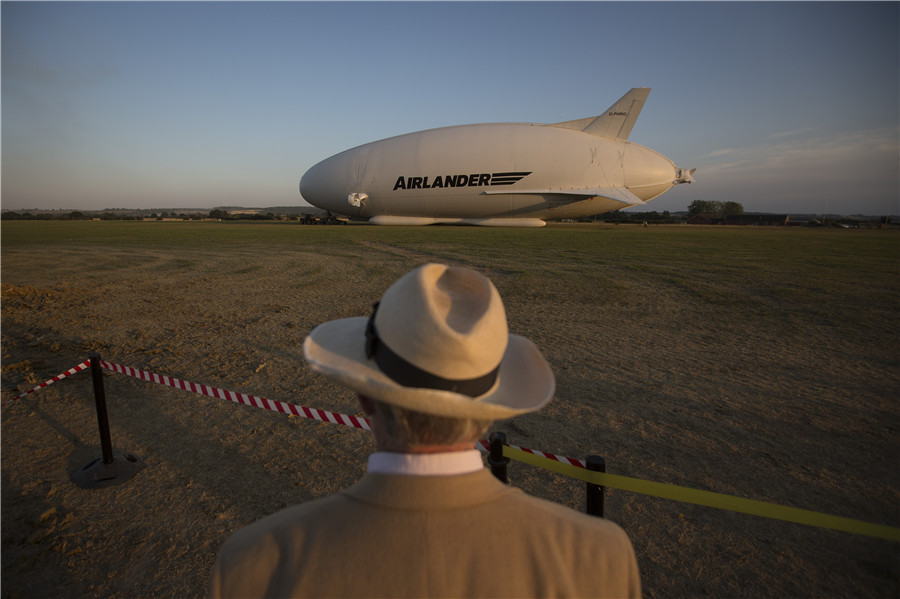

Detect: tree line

[1,210,288,221]
[686,200,744,217]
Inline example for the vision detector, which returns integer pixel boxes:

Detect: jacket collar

[366,450,484,477]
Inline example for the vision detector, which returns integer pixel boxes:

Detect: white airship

[299,88,694,227]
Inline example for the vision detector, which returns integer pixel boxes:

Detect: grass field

[2,221,898,598]
[4,220,896,340]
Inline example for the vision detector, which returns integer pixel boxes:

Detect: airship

[299,88,694,227]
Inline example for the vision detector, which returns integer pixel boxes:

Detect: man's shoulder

[218,493,350,554]
[245,492,345,526]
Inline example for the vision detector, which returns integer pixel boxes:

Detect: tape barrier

[98,361,371,431]
[3,360,92,407]
[505,443,586,468]
[503,446,900,542]
[7,359,900,541]
[94,363,586,469]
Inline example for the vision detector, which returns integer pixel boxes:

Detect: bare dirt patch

[2,223,898,598]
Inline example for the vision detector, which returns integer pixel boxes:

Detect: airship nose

[299,161,336,211]
[300,148,368,214]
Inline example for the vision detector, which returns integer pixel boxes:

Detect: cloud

[766,127,816,141]
[702,148,739,159]
[696,128,899,214]
[703,128,897,175]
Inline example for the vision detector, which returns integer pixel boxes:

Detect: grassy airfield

[2,221,898,598]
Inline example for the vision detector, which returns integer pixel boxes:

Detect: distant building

[787,217,819,227]
[685,213,722,225]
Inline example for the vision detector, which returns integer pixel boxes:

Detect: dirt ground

[2,226,898,598]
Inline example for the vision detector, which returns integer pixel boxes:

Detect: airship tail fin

[553,88,651,140]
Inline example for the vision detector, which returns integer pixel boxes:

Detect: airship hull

[299,88,693,225]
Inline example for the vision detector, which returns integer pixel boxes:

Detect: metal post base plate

[72,452,146,489]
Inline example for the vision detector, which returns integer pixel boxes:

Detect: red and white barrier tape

[100,362,586,467]
[4,359,585,469]
[506,444,586,469]
[99,361,371,431]
[4,360,92,406]
[473,440,586,468]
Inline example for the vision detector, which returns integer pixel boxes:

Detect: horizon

[3,205,896,220]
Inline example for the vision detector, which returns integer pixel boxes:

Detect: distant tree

[687,200,716,217]
[722,201,744,217]
[687,200,744,218]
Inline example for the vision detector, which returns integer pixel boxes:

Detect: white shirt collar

[367,450,484,476]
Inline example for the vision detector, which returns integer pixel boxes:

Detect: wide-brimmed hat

[303,264,555,420]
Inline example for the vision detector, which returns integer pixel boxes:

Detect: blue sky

[2,1,898,215]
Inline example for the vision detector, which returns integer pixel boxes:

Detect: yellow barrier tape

[502,446,900,542]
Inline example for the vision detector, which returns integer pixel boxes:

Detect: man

[209,264,641,598]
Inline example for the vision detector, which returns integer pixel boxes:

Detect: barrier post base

[72,452,146,490]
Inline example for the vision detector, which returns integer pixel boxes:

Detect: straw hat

[303,264,555,420]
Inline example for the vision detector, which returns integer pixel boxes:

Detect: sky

[2,1,898,215]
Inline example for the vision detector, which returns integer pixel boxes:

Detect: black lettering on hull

[392,171,531,191]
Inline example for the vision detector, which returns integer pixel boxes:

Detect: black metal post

[89,353,115,465]
[487,431,509,484]
[586,455,605,517]
[71,353,146,489]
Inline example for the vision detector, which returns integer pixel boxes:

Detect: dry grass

[2,221,898,598]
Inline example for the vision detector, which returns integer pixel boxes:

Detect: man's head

[303,264,555,422]
[358,394,493,453]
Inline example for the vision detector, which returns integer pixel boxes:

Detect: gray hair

[370,399,494,448]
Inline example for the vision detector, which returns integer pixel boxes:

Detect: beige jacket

[209,469,640,598]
